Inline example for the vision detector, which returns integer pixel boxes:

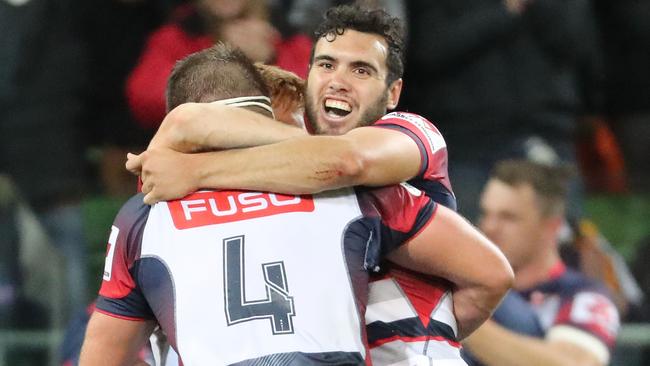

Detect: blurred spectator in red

[126,0,311,130]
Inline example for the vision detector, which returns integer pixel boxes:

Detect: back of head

[491,159,574,218]
[312,4,405,85]
[166,43,270,112]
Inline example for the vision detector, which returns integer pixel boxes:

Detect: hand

[504,0,532,14]
[125,152,143,176]
[136,147,200,205]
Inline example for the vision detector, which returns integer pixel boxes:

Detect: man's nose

[327,69,351,92]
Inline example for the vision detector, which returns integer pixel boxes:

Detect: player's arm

[81,195,156,365]
[463,320,604,366]
[148,102,307,153]
[464,289,618,366]
[79,312,155,366]
[386,204,514,339]
[135,125,421,204]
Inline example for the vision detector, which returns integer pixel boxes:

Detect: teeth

[325,99,351,112]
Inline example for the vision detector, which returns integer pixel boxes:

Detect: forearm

[138,126,422,203]
[463,321,602,366]
[452,285,503,339]
[80,312,154,366]
[152,102,306,153]
[191,135,366,194]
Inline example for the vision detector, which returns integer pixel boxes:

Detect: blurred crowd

[0,0,648,364]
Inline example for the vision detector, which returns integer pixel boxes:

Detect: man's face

[305,29,402,135]
[478,179,548,272]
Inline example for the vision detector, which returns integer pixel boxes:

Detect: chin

[322,124,351,136]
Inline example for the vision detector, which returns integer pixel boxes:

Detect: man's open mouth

[324,98,352,118]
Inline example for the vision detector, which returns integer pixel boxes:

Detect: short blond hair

[491,160,574,217]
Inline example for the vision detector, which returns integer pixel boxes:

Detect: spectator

[0,0,90,319]
[401,0,604,221]
[126,0,311,129]
[463,159,620,366]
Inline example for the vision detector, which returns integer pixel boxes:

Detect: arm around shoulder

[151,103,305,153]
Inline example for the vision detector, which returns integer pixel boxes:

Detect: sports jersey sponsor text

[168,191,315,229]
[379,112,446,154]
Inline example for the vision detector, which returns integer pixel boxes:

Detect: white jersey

[96,186,436,365]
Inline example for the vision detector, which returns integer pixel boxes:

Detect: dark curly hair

[311,5,405,86]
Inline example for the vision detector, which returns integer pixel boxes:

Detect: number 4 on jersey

[223,235,296,335]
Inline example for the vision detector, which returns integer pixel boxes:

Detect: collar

[547,260,567,280]
[209,95,274,118]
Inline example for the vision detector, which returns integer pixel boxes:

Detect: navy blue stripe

[229,351,364,365]
[138,257,178,349]
[367,317,457,345]
[409,179,457,211]
[380,199,437,257]
[95,286,154,321]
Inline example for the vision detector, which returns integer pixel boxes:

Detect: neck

[513,250,562,291]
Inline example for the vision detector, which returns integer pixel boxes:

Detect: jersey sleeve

[95,194,154,321]
[548,290,620,363]
[357,183,437,271]
[372,112,450,183]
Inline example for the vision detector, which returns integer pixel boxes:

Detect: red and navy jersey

[520,262,620,364]
[368,112,464,365]
[366,266,464,365]
[372,112,456,210]
[95,185,435,365]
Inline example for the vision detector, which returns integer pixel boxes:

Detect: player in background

[463,160,619,366]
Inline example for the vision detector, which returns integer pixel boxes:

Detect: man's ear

[386,78,403,110]
[545,215,565,246]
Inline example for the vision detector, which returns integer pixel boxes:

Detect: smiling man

[305,28,402,136]
[130,6,454,210]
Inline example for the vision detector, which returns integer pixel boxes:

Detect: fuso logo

[168,191,315,229]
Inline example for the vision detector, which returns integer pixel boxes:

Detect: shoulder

[113,194,151,233]
[373,112,447,152]
[148,23,186,42]
[546,269,620,354]
[376,112,442,134]
[148,19,208,47]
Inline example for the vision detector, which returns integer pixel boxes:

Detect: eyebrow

[313,55,379,75]
[350,61,378,75]
[313,55,336,63]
